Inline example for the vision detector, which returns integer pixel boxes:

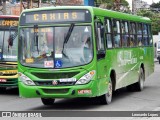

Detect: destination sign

[0,19,18,27]
[20,10,91,25]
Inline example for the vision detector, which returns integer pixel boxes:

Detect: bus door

[95,20,108,95]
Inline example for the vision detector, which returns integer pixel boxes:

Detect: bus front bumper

[19,81,99,98]
[0,73,18,88]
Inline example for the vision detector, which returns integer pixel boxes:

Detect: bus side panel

[114,48,140,89]
[97,49,115,96]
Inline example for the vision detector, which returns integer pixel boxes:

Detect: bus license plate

[0,79,7,82]
[78,89,92,94]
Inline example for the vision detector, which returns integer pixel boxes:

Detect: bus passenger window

[96,22,105,51]
[143,24,149,46]
[105,19,112,48]
[137,23,143,46]
[121,21,129,47]
[129,22,136,47]
[148,25,153,46]
[113,20,121,48]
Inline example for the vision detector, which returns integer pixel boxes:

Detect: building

[0,0,95,15]
[132,0,150,14]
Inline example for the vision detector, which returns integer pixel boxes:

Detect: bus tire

[126,84,134,91]
[41,98,55,105]
[134,68,145,91]
[99,78,112,105]
[159,59,160,64]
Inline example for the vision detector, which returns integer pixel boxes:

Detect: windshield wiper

[62,23,75,58]
[64,23,75,44]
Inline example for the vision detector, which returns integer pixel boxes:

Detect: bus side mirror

[97,23,104,37]
[97,50,106,59]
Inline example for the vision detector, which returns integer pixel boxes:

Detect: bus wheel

[99,79,112,105]
[134,68,145,91]
[159,59,160,64]
[41,98,55,105]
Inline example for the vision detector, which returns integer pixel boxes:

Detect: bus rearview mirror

[97,50,106,60]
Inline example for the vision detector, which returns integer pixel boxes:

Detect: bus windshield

[19,25,93,68]
[0,29,18,61]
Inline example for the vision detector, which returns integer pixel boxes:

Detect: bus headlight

[18,72,35,86]
[75,70,95,85]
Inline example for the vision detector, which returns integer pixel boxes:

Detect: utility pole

[132,0,135,14]
[2,0,6,15]
[114,0,121,11]
[20,0,40,13]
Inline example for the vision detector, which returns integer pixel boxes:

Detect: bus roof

[92,7,151,23]
[20,6,151,23]
[0,15,19,19]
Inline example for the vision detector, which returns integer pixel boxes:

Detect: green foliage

[137,9,154,17]
[41,0,49,3]
[96,0,130,12]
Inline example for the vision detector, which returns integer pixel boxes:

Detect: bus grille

[42,88,69,94]
[0,73,17,76]
[0,79,18,86]
[34,81,75,86]
[31,72,79,79]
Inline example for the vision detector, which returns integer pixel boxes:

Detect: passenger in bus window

[114,35,120,47]
[121,26,127,47]
[137,30,142,46]
[82,33,92,62]
[82,33,91,48]
[122,35,128,47]
[137,24,143,46]
[72,32,81,47]
[106,34,112,48]
[143,25,148,46]
[130,38,134,47]
[113,26,120,47]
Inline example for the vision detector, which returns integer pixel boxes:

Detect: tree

[137,9,154,18]
[96,0,130,13]
[150,1,160,8]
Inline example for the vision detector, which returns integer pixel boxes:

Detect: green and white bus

[18,6,154,105]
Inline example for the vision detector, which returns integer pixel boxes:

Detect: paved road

[0,62,160,119]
